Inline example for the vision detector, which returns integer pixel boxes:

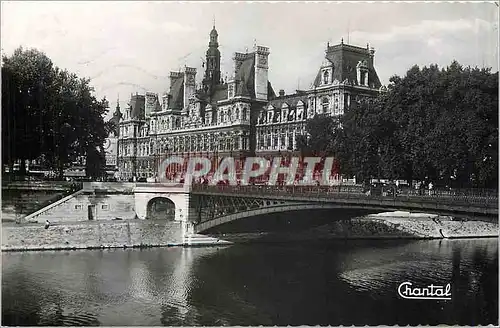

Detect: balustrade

[190,183,498,206]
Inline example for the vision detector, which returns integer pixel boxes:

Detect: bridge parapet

[188,184,498,233]
[190,184,498,221]
[191,184,498,206]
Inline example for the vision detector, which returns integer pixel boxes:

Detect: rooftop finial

[341,37,344,44]
[213,14,216,28]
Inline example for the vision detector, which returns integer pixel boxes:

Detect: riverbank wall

[1,220,184,252]
[2,212,497,251]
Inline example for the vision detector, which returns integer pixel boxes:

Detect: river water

[2,238,498,326]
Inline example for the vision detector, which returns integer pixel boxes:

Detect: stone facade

[115,27,384,180]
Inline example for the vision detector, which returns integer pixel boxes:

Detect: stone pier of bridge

[133,183,192,234]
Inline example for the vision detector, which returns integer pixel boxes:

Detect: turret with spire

[109,96,122,137]
[202,19,222,95]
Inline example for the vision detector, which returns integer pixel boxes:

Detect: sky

[2,1,498,119]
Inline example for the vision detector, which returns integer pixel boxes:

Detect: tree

[296,114,338,157]
[303,61,498,189]
[2,47,56,175]
[2,47,110,180]
[383,62,498,188]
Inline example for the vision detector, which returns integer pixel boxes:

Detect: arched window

[235,107,240,120]
[322,97,329,114]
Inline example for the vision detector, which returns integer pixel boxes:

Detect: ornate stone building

[116,27,383,180]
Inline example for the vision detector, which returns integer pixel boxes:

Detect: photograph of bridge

[1,1,499,327]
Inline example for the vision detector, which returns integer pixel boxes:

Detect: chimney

[279,89,285,97]
[233,52,247,78]
[254,45,270,101]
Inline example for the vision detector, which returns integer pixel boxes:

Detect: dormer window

[360,71,367,86]
[356,60,369,87]
[281,103,289,122]
[267,111,273,123]
[323,70,329,84]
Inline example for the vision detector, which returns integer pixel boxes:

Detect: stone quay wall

[2,220,184,251]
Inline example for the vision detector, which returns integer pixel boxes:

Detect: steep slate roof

[314,43,382,88]
[130,95,145,119]
[212,84,228,103]
[169,75,185,111]
[234,54,255,98]
[267,81,276,100]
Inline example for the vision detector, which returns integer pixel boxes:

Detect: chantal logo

[398,282,452,300]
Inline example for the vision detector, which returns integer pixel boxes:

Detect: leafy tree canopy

[2,47,109,179]
[302,61,498,189]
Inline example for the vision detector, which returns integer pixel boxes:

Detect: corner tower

[202,23,222,94]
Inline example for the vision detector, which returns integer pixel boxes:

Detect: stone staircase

[24,190,85,223]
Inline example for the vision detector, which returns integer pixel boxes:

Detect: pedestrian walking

[44,220,50,229]
[428,182,433,196]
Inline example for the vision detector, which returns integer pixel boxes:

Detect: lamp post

[377,145,381,183]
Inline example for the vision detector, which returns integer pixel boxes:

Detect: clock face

[259,56,267,65]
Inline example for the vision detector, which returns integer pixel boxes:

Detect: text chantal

[398,282,452,300]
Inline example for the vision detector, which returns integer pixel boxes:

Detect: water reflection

[2,239,498,326]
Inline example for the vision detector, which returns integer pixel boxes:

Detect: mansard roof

[313,43,382,88]
[268,93,308,110]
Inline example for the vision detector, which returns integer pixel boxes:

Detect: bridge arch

[193,201,494,234]
[194,203,391,233]
[147,197,176,220]
[134,191,189,221]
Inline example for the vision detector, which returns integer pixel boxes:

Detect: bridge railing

[191,184,498,206]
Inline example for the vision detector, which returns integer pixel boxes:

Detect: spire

[209,20,218,46]
[204,21,222,93]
